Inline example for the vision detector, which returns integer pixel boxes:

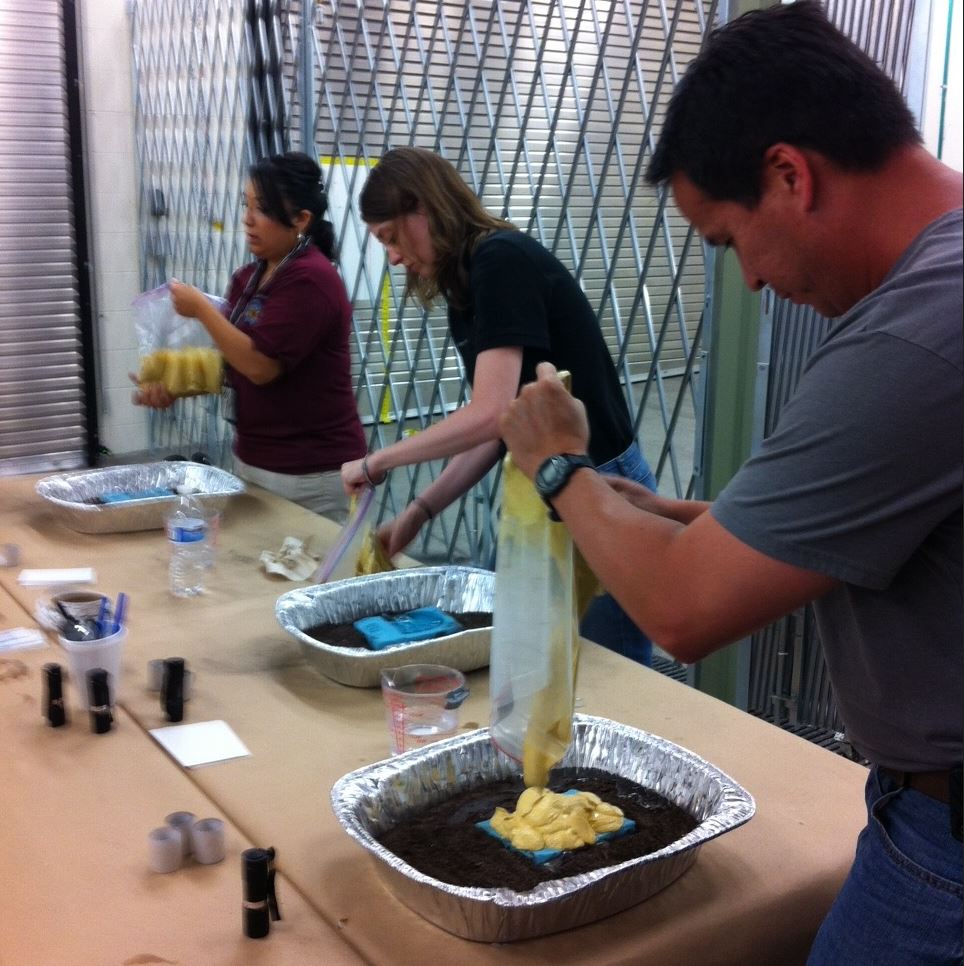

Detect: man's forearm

[656,496,710,525]
[550,466,836,663]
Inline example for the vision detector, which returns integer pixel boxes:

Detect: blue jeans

[807,768,963,966]
[578,440,656,667]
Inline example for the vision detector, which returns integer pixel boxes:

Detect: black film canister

[86,667,113,734]
[241,847,280,938]
[42,663,67,727]
[161,657,185,722]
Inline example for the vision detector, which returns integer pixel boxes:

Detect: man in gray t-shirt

[499,4,962,965]
[712,209,962,773]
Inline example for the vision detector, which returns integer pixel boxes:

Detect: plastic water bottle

[200,505,220,571]
[166,495,208,598]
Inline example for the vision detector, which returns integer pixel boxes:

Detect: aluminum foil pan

[331,714,755,942]
[35,461,245,534]
[276,566,494,688]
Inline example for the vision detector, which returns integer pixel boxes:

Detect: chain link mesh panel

[132,0,258,462]
[285,0,713,564]
[132,0,714,567]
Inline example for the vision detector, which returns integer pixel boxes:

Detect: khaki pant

[233,457,350,524]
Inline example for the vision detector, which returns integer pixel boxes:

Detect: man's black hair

[646,0,921,205]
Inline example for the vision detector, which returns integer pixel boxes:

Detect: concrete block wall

[78,0,148,458]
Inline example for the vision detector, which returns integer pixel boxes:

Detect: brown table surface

[0,473,868,965]
[0,583,364,966]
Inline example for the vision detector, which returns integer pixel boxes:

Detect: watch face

[535,455,569,496]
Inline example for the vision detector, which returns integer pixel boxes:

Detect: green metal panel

[693,250,760,704]
[701,254,762,500]
[685,0,767,707]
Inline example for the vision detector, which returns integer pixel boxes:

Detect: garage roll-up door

[0,0,92,475]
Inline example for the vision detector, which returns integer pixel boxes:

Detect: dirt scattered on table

[0,658,29,683]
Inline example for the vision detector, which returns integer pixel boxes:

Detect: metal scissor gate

[131,0,713,566]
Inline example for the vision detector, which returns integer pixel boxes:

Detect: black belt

[877,765,963,843]
[877,767,954,804]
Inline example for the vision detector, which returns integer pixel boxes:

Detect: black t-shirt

[447,230,633,465]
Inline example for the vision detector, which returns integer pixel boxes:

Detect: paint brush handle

[96,596,111,638]
[113,592,129,633]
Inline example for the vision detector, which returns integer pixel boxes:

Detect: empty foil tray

[35,461,245,534]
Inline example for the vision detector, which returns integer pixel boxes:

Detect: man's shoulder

[833,209,962,365]
[888,208,962,284]
[903,207,962,265]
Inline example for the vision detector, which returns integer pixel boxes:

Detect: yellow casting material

[338,491,395,577]
[501,453,581,788]
[356,529,396,576]
[138,347,223,397]
[574,549,602,619]
[489,787,624,852]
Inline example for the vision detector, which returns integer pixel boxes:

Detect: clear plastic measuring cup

[380,664,469,755]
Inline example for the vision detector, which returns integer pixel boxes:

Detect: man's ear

[761,143,816,212]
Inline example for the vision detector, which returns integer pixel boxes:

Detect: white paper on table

[0,628,47,652]
[148,719,251,768]
[17,567,96,587]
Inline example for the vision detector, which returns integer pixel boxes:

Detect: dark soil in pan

[376,767,699,892]
[303,610,493,649]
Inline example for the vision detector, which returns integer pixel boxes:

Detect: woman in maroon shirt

[135,152,366,521]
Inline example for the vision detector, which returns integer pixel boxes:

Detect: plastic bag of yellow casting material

[355,524,396,577]
[310,488,394,583]
[133,283,226,397]
[489,451,588,789]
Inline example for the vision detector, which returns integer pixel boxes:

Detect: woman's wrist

[411,496,434,521]
[362,454,386,487]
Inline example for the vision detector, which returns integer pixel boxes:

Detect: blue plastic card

[100,487,172,504]
[353,607,463,651]
[475,790,636,865]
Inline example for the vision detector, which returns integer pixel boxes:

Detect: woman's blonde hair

[360,147,514,308]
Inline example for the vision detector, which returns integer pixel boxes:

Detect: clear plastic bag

[488,453,581,788]
[310,488,395,583]
[132,283,227,397]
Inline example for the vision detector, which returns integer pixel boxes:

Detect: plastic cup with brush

[59,593,128,709]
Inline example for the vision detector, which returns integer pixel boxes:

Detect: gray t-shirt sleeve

[711,328,962,590]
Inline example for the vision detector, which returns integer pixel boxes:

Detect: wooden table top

[0,473,868,965]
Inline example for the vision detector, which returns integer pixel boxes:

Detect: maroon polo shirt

[225,246,366,474]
